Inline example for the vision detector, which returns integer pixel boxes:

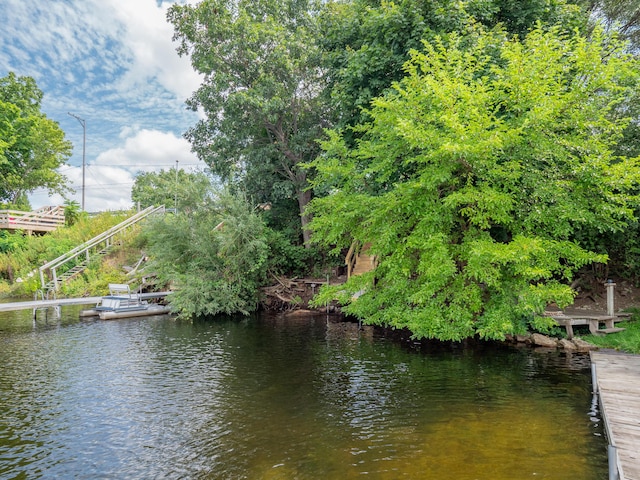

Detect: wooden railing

[345,241,358,279]
[0,206,65,233]
[345,241,376,279]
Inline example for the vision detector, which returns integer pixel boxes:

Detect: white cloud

[31,128,204,212]
[104,0,202,103]
[1,1,207,213]
[95,128,201,173]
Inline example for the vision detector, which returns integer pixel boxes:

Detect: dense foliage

[143,192,269,317]
[319,0,585,131]
[0,73,71,206]
[308,26,640,340]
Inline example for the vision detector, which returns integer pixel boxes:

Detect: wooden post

[606,280,616,317]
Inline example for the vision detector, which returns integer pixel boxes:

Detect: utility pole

[175,159,179,213]
[68,112,86,210]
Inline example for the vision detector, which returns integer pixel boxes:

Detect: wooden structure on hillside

[0,206,65,234]
[591,351,640,480]
[345,241,377,279]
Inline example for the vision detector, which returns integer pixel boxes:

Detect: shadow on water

[0,308,607,479]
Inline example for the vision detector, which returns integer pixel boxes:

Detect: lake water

[0,306,607,479]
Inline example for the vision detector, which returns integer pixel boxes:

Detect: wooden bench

[548,313,625,339]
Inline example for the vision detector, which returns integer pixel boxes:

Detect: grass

[583,308,640,354]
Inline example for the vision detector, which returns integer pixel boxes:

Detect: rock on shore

[510,333,598,351]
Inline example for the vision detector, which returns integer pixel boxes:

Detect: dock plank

[591,351,640,480]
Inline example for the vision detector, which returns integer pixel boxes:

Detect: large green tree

[0,73,71,206]
[319,0,586,131]
[144,191,269,317]
[308,26,640,340]
[567,2,640,279]
[131,168,212,214]
[167,0,327,246]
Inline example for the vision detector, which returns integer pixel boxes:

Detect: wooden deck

[591,351,640,480]
[0,206,64,233]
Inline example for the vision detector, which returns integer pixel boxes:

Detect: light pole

[68,112,86,211]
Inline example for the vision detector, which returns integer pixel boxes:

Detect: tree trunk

[295,167,313,248]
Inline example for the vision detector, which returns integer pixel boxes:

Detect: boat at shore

[81,283,172,320]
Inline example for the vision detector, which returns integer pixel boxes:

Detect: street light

[68,112,86,211]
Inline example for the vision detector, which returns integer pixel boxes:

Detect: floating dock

[591,351,640,480]
[81,304,172,320]
[0,291,171,319]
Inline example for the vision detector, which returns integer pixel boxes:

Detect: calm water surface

[0,306,607,479]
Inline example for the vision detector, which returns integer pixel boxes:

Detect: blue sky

[0,0,206,211]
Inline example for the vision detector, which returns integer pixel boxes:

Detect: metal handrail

[39,205,164,290]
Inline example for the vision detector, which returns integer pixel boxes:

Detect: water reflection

[0,309,607,479]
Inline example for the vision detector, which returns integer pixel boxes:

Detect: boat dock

[591,351,640,480]
[0,292,171,317]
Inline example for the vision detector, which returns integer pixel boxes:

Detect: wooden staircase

[346,241,376,279]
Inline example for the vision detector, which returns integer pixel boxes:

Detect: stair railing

[39,205,164,290]
[345,240,360,279]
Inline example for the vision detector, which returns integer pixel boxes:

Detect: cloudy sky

[0,0,206,211]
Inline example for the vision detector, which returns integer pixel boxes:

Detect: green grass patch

[583,309,640,354]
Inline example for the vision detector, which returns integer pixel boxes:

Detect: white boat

[82,283,171,320]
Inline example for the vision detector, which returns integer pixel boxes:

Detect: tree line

[152,0,640,339]
[3,0,640,340]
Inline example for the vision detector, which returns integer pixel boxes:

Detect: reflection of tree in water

[166,315,605,479]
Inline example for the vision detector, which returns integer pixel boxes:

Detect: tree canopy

[0,73,71,206]
[308,26,640,340]
[579,0,640,49]
[167,0,327,246]
[319,0,585,131]
[131,168,212,214]
[144,191,269,317]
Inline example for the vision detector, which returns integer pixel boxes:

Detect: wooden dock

[591,351,640,480]
[0,206,65,233]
